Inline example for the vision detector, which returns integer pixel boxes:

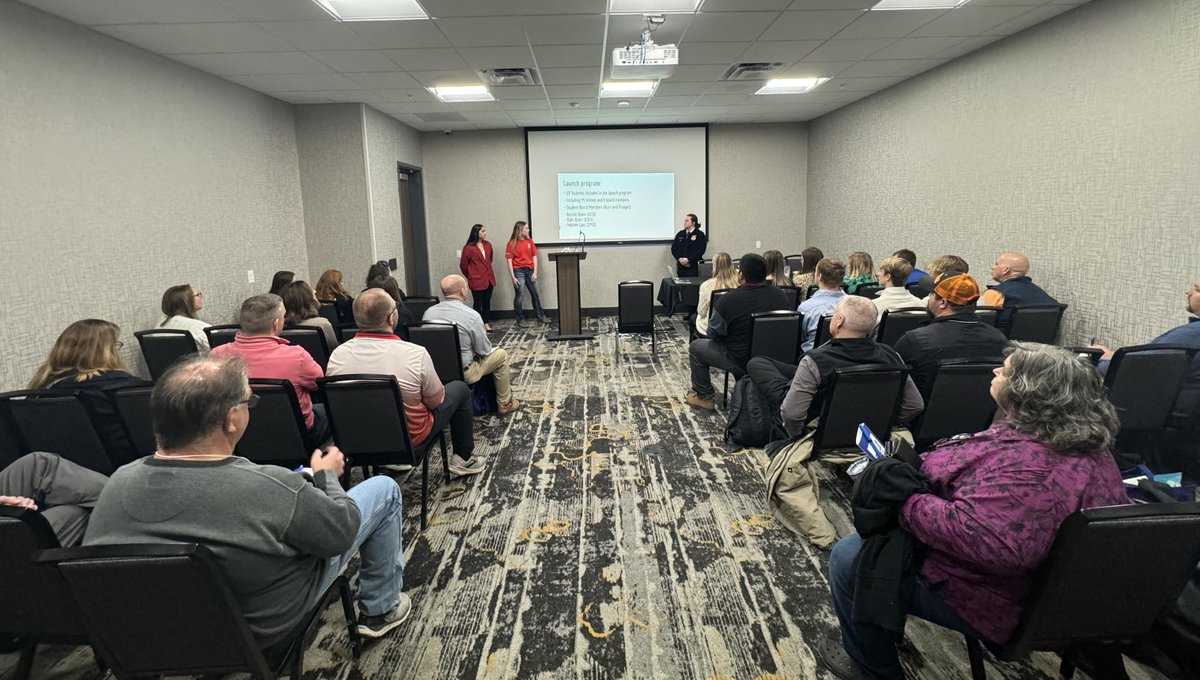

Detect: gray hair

[996,342,1118,453]
[239,294,284,335]
[834,296,877,337]
[152,355,248,450]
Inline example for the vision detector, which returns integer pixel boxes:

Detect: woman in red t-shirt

[504,221,546,324]
[458,224,497,330]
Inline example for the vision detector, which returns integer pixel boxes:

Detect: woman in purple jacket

[823,342,1129,680]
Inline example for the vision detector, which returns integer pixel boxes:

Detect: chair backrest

[134,329,198,380]
[318,375,417,463]
[813,315,834,348]
[406,321,465,384]
[811,364,908,454]
[0,403,25,470]
[404,295,440,321]
[236,379,310,466]
[904,281,923,297]
[784,254,803,277]
[912,359,1001,450]
[317,303,340,329]
[617,280,654,331]
[697,260,713,279]
[0,506,86,640]
[204,324,240,349]
[1005,304,1067,343]
[39,543,274,678]
[780,286,800,310]
[0,391,115,474]
[974,305,1001,327]
[1105,344,1197,432]
[876,307,930,347]
[110,382,157,458]
[749,311,803,364]
[805,284,819,300]
[1006,503,1200,657]
[854,283,883,300]
[341,328,359,342]
[279,325,330,370]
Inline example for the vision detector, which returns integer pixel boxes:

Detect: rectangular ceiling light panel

[608,0,701,14]
[600,81,659,97]
[313,0,429,21]
[870,0,971,9]
[429,85,496,102]
[753,77,830,95]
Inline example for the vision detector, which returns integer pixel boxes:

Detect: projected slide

[557,173,675,242]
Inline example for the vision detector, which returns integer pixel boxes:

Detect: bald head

[831,296,877,338]
[353,288,397,331]
[990,252,1030,283]
[440,274,468,300]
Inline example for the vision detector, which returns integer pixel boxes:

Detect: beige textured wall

[421,124,808,312]
[807,0,1200,347]
[0,2,308,389]
[362,105,423,286]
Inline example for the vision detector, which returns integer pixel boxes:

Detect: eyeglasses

[239,394,260,409]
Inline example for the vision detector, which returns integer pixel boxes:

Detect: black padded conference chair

[805,284,820,300]
[616,281,657,356]
[784,254,804,277]
[974,305,1001,327]
[341,328,359,342]
[38,543,360,680]
[407,320,466,384]
[110,382,156,458]
[810,364,910,458]
[404,295,440,321]
[318,303,340,330]
[134,329,198,380]
[723,310,804,405]
[0,391,115,475]
[876,307,930,347]
[780,286,801,310]
[697,260,713,279]
[1104,344,1196,435]
[854,283,884,300]
[910,359,1001,451]
[1071,347,1104,366]
[1004,304,1067,344]
[279,325,330,371]
[813,314,834,349]
[203,324,240,349]
[0,404,26,471]
[236,379,311,467]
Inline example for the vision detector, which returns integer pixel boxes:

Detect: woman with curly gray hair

[822,342,1129,680]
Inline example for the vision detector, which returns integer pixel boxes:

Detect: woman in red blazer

[459,223,497,330]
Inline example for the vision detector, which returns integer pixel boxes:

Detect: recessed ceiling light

[600,81,658,98]
[312,0,429,21]
[870,0,971,10]
[427,85,495,103]
[608,0,700,14]
[753,77,830,95]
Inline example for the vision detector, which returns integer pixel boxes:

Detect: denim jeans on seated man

[512,267,545,322]
[688,338,740,401]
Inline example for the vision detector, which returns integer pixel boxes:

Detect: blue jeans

[512,267,544,321]
[314,476,404,617]
[829,532,979,680]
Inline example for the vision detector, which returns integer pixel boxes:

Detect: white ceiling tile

[667,63,732,81]
[256,21,375,51]
[779,59,857,76]
[417,0,518,16]
[521,15,607,45]
[384,101,454,113]
[684,12,780,41]
[827,75,904,91]
[348,21,452,49]
[702,0,792,10]
[677,41,751,65]
[406,69,485,86]
[459,111,515,123]
[381,48,469,70]
[449,101,504,112]
[759,10,862,40]
[803,38,893,61]
[22,0,243,25]
[555,108,603,117]
[532,44,604,68]
[834,9,947,38]
[434,17,527,46]
[540,67,601,85]
[300,89,390,102]
[272,93,335,104]
[703,80,761,94]
[550,98,600,109]
[694,93,751,105]
[934,34,1002,59]
[307,50,399,72]
[966,0,1045,6]
[868,36,965,60]
[500,99,552,110]
[607,14,690,46]
[645,95,701,107]
[910,6,1035,37]
[654,81,710,95]
[515,0,605,14]
[215,0,333,21]
[458,46,536,68]
[787,0,874,8]
[742,92,823,105]
[171,51,333,75]
[736,40,821,63]
[95,22,295,54]
[636,115,683,123]
[494,85,553,99]
[511,117,558,126]
[378,88,439,102]
[228,72,362,90]
[985,4,1076,35]
[837,57,946,77]
[347,71,424,89]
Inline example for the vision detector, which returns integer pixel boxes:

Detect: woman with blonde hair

[843,251,878,294]
[29,319,142,465]
[281,280,338,350]
[158,283,211,351]
[695,252,740,337]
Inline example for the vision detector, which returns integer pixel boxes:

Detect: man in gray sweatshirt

[85,355,410,646]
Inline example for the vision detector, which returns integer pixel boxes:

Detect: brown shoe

[497,398,523,415]
[685,391,716,411]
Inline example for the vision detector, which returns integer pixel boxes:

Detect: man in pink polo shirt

[326,289,482,477]
[210,294,327,444]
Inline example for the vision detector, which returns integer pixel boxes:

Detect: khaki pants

[463,347,514,406]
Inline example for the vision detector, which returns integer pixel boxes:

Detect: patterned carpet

[3,317,1169,680]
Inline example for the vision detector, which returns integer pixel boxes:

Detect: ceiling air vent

[722,62,786,81]
[479,68,540,87]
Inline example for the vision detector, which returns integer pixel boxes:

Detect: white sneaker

[448,453,485,477]
[379,463,413,473]
[356,593,412,639]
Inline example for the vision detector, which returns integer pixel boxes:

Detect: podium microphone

[578,230,587,252]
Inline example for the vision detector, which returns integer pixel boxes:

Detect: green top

[843,272,878,295]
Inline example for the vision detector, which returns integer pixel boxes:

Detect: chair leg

[964,635,986,680]
[421,454,429,531]
[440,432,450,480]
[339,577,362,658]
[15,639,36,680]
[722,371,730,407]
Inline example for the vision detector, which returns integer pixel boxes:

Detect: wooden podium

[547,250,593,341]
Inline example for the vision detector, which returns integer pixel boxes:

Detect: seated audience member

[925,254,969,280]
[747,296,923,437]
[871,257,923,322]
[799,258,848,352]
[281,280,338,351]
[367,275,417,338]
[29,319,142,466]
[892,249,926,285]
[843,252,878,295]
[158,283,211,351]
[365,261,399,296]
[423,274,522,415]
[763,250,796,288]
[819,343,1128,680]
[315,268,354,324]
[1,451,108,547]
[790,246,825,292]
[327,290,483,477]
[268,270,294,296]
[84,355,411,643]
[210,294,328,444]
[686,253,790,411]
[979,251,1058,318]
[696,252,740,338]
[894,272,1009,396]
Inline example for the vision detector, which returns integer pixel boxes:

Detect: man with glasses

[85,355,412,644]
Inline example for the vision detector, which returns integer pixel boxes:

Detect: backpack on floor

[471,374,498,416]
[724,376,784,449]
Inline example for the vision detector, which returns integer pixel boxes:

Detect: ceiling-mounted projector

[611,14,678,80]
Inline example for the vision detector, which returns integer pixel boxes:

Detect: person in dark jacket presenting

[670,213,707,277]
